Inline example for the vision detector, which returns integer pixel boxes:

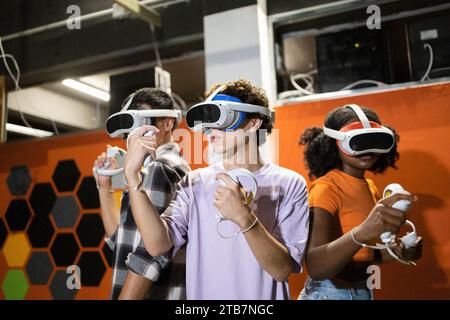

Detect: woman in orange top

[298,105,423,300]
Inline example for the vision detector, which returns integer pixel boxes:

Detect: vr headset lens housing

[185,104,222,129]
[349,131,394,152]
[105,109,181,138]
[105,92,182,138]
[323,104,395,156]
[186,92,273,132]
[106,113,147,137]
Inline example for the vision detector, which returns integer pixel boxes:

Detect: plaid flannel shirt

[105,142,190,300]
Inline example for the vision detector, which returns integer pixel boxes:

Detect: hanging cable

[149,23,163,68]
[340,79,387,91]
[430,66,450,75]
[148,22,188,114]
[420,43,433,82]
[289,70,317,96]
[0,36,59,135]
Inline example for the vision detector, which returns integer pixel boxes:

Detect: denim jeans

[299,277,373,300]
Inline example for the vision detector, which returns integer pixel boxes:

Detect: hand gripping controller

[93,146,126,177]
[380,183,420,265]
[126,127,155,167]
[381,183,418,249]
[216,168,258,239]
[216,168,257,221]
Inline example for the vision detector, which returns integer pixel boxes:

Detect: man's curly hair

[204,79,273,135]
[299,106,400,179]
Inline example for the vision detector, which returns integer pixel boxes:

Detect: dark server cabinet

[316,27,391,92]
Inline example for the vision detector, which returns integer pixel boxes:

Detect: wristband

[241,216,259,233]
[350,227,367,247]
[123,172,144,192]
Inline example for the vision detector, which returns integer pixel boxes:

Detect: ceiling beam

[113,0,161,27]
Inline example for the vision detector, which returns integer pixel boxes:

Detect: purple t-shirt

[160,162,309,300]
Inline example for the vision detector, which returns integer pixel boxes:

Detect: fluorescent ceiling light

[62,79,110,101]
[6,123,54,138]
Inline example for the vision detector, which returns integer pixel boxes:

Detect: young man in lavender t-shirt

[123,79,309,299]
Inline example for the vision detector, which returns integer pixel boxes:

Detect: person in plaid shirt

[94,88,190,300]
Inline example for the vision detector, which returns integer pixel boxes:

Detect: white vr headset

[323,104,395,156]
[105,93,181,138]
[186,85,275,132]
[106,109,181,138]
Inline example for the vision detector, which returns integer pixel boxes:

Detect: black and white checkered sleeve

[126,161,183,281]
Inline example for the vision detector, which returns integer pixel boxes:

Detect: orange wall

[0,130,120,299]
[0,122,206,300]
[0,82,449,300]
[278,82,450,299]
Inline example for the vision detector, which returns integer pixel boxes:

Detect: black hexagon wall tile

[52,160,81,192]
[76,213,104,247]
[76,177,100,209]
[50,233,80,267]
[27,215,55,248]
[5,199,32,231]
[0,218,7,248]
[29,183,57,216]
[76,251,106,287]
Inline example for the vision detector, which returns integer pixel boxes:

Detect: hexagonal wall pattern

[27,215,55,248]
[76,213,104,247]
[5,199,32,231]
[76,251,106,287]
[3,233,31,267]
[26,252,54,285]
[2,270,29,300]
[52,160,81,192]
[7,165,32,196]
[29,183,57,216]
[52,195,80,228]
[0,218,7,248]
[50,233,80,267]
[49,270,78,300]
[76,177,100,209]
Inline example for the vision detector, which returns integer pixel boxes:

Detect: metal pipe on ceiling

[0,0,189,42]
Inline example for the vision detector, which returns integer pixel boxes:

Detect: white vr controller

[93,128,156,191]
[381,183,418,249]
[353,183,419,266]
[378,183,420,266]
[216,168,258,221]
[93,146,127,177]
[92,146,127,190]
[216,168,258,239]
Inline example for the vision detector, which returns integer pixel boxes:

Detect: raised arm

[124,126,173,256]
[94,150,120,237]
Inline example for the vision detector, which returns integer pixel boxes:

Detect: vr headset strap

[121,93,135,111]
[206,85,226,102]
[345,104,371,128]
